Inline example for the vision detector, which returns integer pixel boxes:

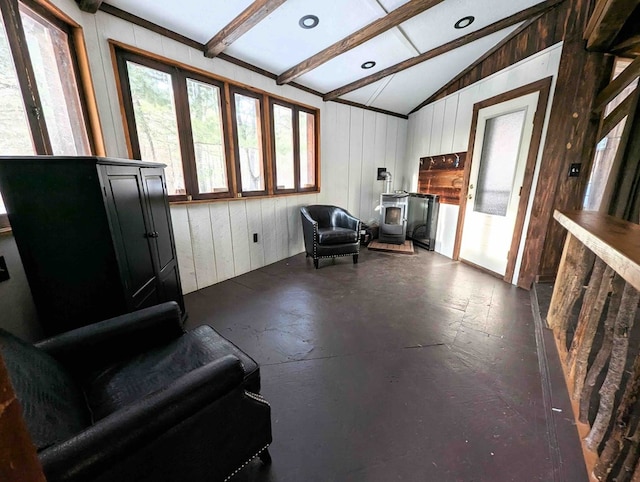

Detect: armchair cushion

[0,329,90,450]
[317,226,359,245]
[85,325,259,420]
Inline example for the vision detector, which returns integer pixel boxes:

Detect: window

[115,46,318,201]
[270,99,318,193]
[0,0,92,227]
[118,51,233,200]
[231,88,266,195]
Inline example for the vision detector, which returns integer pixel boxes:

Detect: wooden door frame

[453,77,553,283]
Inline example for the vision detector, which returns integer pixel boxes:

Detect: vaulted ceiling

[86,0,565,116]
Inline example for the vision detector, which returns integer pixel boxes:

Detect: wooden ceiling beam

[76,0,103,13]
[611,34,640,55]
[584,0,640,51]
[276,0,445,85]
[593,55,640,113]
[323,0,563,102]
[204,0,288,58]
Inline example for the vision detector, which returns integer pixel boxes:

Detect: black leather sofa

[0,302,272,482]
[300,205,361,269]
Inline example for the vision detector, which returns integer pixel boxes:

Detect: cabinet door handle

[145,232,159,238]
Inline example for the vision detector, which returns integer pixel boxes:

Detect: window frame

[117,50,235,201]
[183,72,234,199]
[113,44,320,202]
[268,99,320,195]
[269,98,298,195]
[230,85,269,198]
[0,0,96,228]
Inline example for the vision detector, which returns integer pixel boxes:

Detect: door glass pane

[475,109,526,216]
[273,103,294,190]
[126,61,185,196]
[186,78,228,193]
[0,8,35,155]
[234,93,264,192]
[299,111,316,189]
[20,4,90,156]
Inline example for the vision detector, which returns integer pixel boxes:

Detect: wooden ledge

[554,210,640,291]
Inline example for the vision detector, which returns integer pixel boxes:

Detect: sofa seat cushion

[0,329,90,450]
[84,325,259,421]
[317,227,358,245]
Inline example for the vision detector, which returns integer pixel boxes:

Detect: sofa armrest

[39,355,244,482]
[335,210,360,233]
[36,302,184,373]
[300,209,318,254]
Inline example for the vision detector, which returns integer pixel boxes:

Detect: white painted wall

[401,43,563,283]
[46,0,406,293]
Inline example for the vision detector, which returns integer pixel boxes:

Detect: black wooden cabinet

[0,156,185,336]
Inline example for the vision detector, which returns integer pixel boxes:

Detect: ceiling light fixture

[299,14,319,29]
[454,16,475,29]
[361,61,376,69]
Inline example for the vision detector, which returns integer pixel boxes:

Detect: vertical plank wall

[402,44,562,275]
[50,0,407,294]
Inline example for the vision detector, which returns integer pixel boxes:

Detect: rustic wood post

[580,273,625,423]
[568,260,614,400]
[595,351,640,480]
[585,282,640,452]
[547,232,595,348]
[0,352,45,481]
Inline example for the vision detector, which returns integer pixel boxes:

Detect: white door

[459,92,538,276]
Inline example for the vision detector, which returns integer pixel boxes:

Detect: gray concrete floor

[184,248,586,481]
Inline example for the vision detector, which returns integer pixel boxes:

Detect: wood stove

[379,192,409,244]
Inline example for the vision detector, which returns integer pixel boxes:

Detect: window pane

[234,93,264,192]
[20,4,90,156]
[187,79,228,194]
[126,61,185,196]
[299,111,316,189]
[474,109,526,216]
[0,8,35,155]
[273,104,294,190]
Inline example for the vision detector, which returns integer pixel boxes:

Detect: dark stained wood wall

[519,0,614,287]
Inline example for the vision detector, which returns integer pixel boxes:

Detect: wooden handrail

[553,209,640,291]
[549,209,640,481]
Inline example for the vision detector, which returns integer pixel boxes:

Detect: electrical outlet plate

[569,163,581,177]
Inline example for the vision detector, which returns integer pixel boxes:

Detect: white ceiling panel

[375,0,412,12]
[400,0,543,53]
[107,0,254,44]
[295,28,415,93]
[102,0,545,115]
[224,0,385,74]
[340,77,393,105]
[365,25,521,114]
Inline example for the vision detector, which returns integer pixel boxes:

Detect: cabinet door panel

[159,264,183,311]
[106,173,156,298]
[143,170,175,270]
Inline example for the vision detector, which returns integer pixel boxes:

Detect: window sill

[169,190,320,206]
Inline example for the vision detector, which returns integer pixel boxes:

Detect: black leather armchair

[0,302,272,482]
[301,205,361,269]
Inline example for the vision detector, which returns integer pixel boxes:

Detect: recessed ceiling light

[361,61,376,69]
[454,16,475,29]
[299,14,319,29]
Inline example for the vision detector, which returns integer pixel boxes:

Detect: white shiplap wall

[401,44,563,277]
[48,0,407,293]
